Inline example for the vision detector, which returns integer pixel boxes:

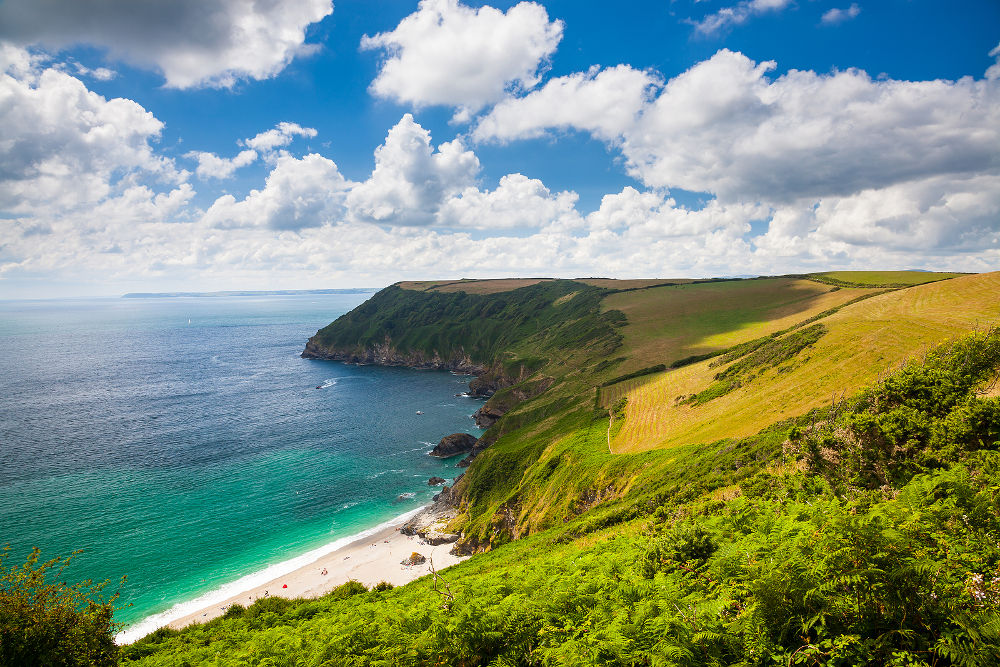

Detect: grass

[573,278,696,290]
[809,270,966,287]
[601,278,877,373]
[610,271,1000,453]
[397,278,554,294]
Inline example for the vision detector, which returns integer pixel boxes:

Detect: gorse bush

[794,328,1000,491]
[0,547,121,667]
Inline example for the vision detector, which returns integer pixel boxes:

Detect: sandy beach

[119,504,467,639]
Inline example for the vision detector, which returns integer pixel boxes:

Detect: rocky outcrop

[468,375,503,397]
[400,485,461,545]
[473,405,505,428]
[428,476,446,486]
[301,337,484,374]
[457,435,494,467]
[430,433,477,458]
[401,552,427,566]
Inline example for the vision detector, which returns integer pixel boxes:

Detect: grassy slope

[125,324,1000,666]
[812,270,967,287]
[308,281,623,368]
[608,272,1000,453]
[601,277,878,373]
[306,274,998,545]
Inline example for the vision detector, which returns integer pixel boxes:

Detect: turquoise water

[0,294,482,638]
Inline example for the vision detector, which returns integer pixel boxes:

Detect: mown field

[607,272,1000,453]
[600,277,879,373]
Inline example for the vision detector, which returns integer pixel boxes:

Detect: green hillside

[17,271,1000,665]
[123,317,1000,666]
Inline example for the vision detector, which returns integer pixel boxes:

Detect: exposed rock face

[468,375,502,397]
[473,405,505,429]
[428,476,446,486]
[430,433,477,458]
[301,337,484,374]
[472,375,556,428]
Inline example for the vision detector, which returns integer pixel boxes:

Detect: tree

[0,546,121,666]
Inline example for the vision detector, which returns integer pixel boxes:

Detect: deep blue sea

[0,294,482,640]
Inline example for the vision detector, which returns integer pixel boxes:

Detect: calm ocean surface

[0,294,482,638]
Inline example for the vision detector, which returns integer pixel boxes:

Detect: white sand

[164,514,465,631]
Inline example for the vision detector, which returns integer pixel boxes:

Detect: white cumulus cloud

[202,153,351,230]
[438,173,582,230]
[691,0,793,36]
[473,65,660,142]
[0,0,333,88]
[184,122,318,179]
[361,0,563,119]
[186,149,257,180]
[0,45,183,214]
[346,114,480,226]
[244,122,318,157]
[621,49,1000,203]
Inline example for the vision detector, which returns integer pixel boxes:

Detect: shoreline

[115,503,467,645]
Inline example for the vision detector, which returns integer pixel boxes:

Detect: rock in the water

[428,476,446,486]
[429,433,477,458]
[401,552,427,566]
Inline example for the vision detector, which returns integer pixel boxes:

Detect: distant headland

[121,288,381,298]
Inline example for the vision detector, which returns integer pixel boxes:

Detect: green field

[809,270,967,287]
[398,278,554,294]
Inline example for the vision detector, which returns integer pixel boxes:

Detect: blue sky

[0,0,998,297]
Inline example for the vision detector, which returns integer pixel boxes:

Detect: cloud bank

[0,0,333,88]
[2,21,999,296]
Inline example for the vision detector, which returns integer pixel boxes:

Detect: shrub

[0,546,121,667]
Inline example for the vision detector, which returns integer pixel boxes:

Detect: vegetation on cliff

[303,281,625,372]
[0,547,121,666]
[123,325,1000,665]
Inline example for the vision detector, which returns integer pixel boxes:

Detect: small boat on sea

[415,410,424,415]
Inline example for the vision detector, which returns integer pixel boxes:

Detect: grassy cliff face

[303,281,625,374]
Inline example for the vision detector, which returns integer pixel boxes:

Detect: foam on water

[114,505,427,645]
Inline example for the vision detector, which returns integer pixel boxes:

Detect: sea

[0,293,483,642]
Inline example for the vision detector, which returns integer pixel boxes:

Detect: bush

[0,546,121,666]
